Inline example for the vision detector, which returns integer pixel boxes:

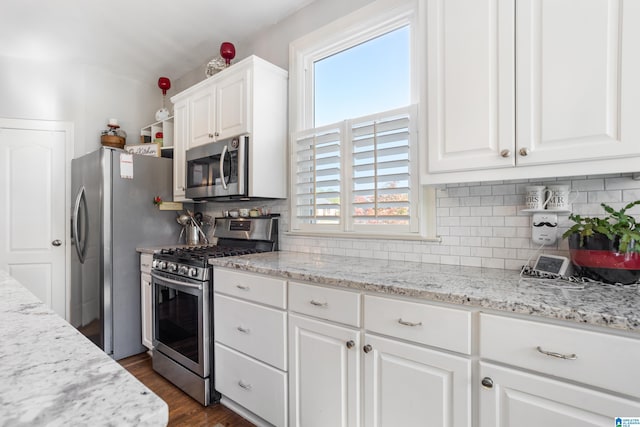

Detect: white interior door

[0,120,70,317]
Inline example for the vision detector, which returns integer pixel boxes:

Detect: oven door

[151,271,210,377]
[185,136,247,200]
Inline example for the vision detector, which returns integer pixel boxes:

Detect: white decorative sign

[125,143,160,157]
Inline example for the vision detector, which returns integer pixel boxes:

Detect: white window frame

[289,0,435,239]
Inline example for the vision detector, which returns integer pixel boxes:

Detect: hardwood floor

[119,353,255,427]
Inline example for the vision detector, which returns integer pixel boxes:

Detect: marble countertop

[209,251,640,334]
[0,270,168,426]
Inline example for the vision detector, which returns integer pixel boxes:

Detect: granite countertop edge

[208,251,640,335]
[0,271,168,426]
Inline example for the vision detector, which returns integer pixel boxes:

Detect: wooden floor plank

[119,353,255,427]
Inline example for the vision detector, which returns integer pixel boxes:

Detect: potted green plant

[562,200,640,284]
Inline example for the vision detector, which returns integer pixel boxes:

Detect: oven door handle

[219,144,229,190]
[151,271,203,291]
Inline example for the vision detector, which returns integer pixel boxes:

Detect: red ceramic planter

[568,233,640,284]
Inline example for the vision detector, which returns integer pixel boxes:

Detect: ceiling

[1,0,314,83]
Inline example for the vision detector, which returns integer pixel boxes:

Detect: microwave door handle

[219,144,229,190]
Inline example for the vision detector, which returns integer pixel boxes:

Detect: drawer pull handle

[310,300,328,307]
[398,318,422,327]
[536,346,577,360]
[236,284,250,291]
[236,326,250,334]
[238,381,252,391]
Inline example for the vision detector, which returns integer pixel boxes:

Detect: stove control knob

[188,268,198,277]
[152,260,157,268]
[168,263,178,272]
[160,261,167,270]
[178,265,188,275]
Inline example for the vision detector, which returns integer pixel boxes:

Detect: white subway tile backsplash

[208,173,640,272]
[588,190,621,203]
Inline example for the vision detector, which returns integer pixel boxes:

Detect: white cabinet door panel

[479,362,640,427]
[516,0,637,165]
[289,314,360,427]
[189,89,215,149]
[364,334,471,427]
[427,0,515,172]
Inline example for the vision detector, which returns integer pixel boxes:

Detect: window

[290,0,428,237]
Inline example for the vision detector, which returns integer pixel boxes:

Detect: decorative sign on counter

[125,143,160,157]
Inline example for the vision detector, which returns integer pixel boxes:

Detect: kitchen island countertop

[209,251,640,334]
[0,270,168,427]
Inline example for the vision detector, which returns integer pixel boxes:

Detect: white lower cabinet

[479,313,640,426]
[215,343,287,427]
[140,253,153,350]
[479,362,640,427]
[364,334,471,427]
[213,268,288,426]
[288,313,361,427]
[289,283,472,427]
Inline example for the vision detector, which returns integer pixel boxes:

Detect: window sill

[284,230,442,243]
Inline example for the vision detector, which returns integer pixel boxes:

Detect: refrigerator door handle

[72,186,88,263]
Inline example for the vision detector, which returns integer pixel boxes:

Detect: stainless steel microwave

[185,135,248,200]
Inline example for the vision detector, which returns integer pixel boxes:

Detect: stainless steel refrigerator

[70,147,178,360]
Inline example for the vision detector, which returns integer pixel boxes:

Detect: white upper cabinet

[172,100,188,201]
[188,88,216,149]
[424,0,640,183]
[516,0,635,165]
[171,55,288,200]
[215,68,249,141]
[426,0,515,173]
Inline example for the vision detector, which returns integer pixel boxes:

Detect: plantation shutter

[293,125,342,226]
[351,109,412,227]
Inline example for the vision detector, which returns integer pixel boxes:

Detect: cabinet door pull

[398,318,422,327]
[236,284,250,291]
[346,340,355,349]
[310,300,328,307]
[536,346,577,360]
[481,377,494,389]
[500,149,511,158]
[238,381,252,391]
[236,326,250,334]
[363,344,373,353]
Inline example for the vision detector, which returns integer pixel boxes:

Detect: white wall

[0,55,160,157]
[173,0,375,94]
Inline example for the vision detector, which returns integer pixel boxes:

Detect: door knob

[363,344,373,353]
[519,148,530,156]
[500,149,511,158]
[346,340,355,349]
[52,240,62,247]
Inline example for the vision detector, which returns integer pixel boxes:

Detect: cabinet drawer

[215,343,287,427]
[289,282,361,327]
[214,268,286,309]
[214,294,286,370]
[480,313,640,397]
[364,295,472,355]
[140,253,153,274]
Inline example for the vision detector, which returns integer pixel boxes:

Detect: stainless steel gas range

[150,216,278,405]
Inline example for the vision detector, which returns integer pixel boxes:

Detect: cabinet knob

[500,149,511,158]
[519,147,530,156]
[363,344,373,354]
[208,133,214,139]
[481,377,494,389]
[52,239,62,247]
[346,340,355,349]
[215,132,220,137]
